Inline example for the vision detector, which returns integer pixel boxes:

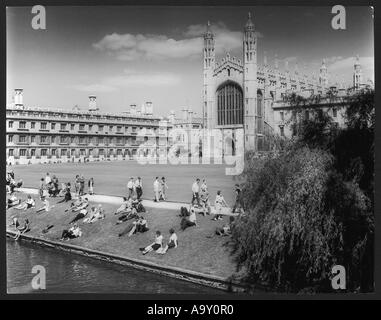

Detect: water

[7,239,226,294]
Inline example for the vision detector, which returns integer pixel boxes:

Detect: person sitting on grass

[57,183,72,203]
[140,230,163,254]
[9,217,20,228]
[118,215,147,237]
[8,178,23,194]
[61,224,82,240]
[116,206,138,225]
[58,183,67,197]
[7,193,20,209]
[179,206,190,217]
[84,205,106,224]
[212,190,228,221]
[36,197,53,214]
[215,216,235,236]
[180,206,197,231]
[114,197,132,215]
[157,228,178,254]
[66,197,89,212]
[14,219,30,240]
[14,195,35,211]
[69,208,88,224]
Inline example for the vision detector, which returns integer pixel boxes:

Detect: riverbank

[6,191,264,293]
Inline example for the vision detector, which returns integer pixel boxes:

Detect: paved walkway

[15,187,238,216]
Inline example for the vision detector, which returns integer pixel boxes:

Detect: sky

[6,6,374,117]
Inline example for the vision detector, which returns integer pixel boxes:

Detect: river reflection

[7,239,226,294]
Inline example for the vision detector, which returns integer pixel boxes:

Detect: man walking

[191,178,201,206]
[153,177,160,202]
[135,177,143,200]
[127,177,135,199]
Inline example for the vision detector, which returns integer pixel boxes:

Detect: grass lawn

[7,161,242,205]
[6,193,239,279]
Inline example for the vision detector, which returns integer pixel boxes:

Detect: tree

[232,89,374,292]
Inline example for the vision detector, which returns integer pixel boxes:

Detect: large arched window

[216,81,243,126]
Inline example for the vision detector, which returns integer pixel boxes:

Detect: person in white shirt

[127,177,135,199]
[45,173,52,185]
[213,190,228,221]
[36,198,53,213]
[153,177,160,202]
[159,177,168,201]
[141,230,163,254]
[191,178,201,206]
[159,228,178,254]
[135,177,143,200]
[15,195,35,210]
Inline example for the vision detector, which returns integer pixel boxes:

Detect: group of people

[140,228,178,255]
[6,170,23,194]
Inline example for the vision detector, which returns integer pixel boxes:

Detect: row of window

[279,108,338,122]
[7,135,160,145]
[8,121,160,133]
[8,148,155,157]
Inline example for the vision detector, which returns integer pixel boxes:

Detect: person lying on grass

[140,230,163,254]
[69,208,88,224]
[118,216,148,237]
[7,192,20,209]
[65,197,89,213]
[180,206,197,231]
[83,205,106,224]
[14,218,30,240]
[114,197,131,215]
[14,195,35,211]
[116,206,139,225]
[61,223,82,240]
[156,228,178,254]
[36,197,54,214]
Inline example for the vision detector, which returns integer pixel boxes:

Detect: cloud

[93,22,262,61]
[328,56,374,73]
[72,84,117,93]
[71,69,181,93]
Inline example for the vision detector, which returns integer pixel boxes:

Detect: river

[7,239,226,294]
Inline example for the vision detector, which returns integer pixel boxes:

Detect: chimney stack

[14,89,24,108]
[145,101,153,115]
[88,95,98,111]
[130,104,137,115]
[182,108,188,121]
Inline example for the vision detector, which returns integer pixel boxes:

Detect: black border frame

[0,0,379,301]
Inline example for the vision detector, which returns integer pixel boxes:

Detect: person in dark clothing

[57,183,72,203]
[232,184,243,213]
[69,209,87,224]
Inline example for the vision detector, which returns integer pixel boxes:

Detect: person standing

[88,177,95,195]
[39,178,45,199]
[213,190,228,221]
[79,175,85,196]
[45,173,51,185]
[153,177,160,202]
[135,177,143,200]
[232,184,243,213]
[160,177,168,201]
[74,175,80,197]
[127,177,135,199]
[191,178,201,206]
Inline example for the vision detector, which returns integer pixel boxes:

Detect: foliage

[232,89,374,292]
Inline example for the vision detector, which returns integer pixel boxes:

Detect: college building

[202,13,373,154]
[6,93,173,165]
